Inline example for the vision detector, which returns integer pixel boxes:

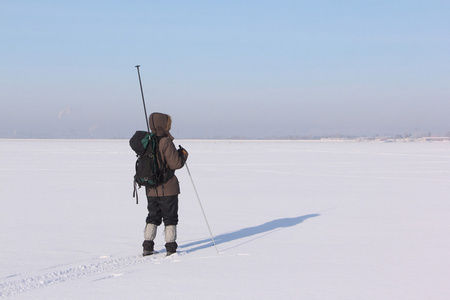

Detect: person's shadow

[180,214,320,253]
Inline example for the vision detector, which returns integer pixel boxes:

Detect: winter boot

[142,240,156,256]
[165,225,177,256]
[165,242,178,256]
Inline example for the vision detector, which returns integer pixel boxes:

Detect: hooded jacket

[146,112,187,197]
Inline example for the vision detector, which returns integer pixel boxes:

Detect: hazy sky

[1,0,449,138]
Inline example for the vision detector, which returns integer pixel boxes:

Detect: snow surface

[1,139,450,299]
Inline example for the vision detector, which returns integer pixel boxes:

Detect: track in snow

[0,253,183,298]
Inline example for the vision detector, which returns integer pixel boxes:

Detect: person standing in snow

[142,112,188,256]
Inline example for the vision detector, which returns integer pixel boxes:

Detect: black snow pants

[146,195,179,226]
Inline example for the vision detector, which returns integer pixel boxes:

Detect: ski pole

[135,65,150,133]
[134,65,150,205]
[185,162,219,254]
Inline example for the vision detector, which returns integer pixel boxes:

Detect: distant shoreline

[1,137,449,143]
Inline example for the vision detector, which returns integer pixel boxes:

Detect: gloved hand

[178,145,188,158]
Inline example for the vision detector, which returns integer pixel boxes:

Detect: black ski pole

[135,65,150,133]
[134,65,150,205]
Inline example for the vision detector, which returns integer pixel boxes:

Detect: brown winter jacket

[146,112,188,197]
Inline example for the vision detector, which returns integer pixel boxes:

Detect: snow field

[1,139,450,299]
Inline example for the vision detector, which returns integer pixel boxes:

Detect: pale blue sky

[1,0,449,138]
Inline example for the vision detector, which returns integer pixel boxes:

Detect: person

[142,112,188,256]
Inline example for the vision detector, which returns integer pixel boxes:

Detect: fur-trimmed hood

[149,112,174,140]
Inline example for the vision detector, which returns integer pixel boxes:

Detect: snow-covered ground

[1,139,449,299]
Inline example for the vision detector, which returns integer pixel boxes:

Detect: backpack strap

[133,180,139,204]
[155,136,175,184]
